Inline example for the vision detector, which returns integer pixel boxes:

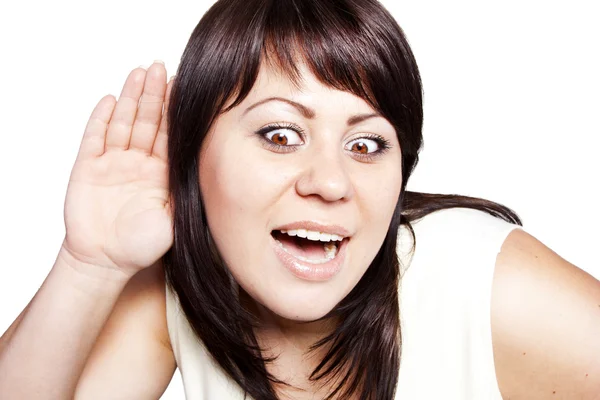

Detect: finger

[76,94,117,160]
[129,61,167,155]
[152,76,174,162]
[105,67,147,151]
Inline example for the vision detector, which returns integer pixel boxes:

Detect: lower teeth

[324,242,337,259]
[276,240,338,264]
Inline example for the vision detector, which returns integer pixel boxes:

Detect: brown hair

[163,0,521,399]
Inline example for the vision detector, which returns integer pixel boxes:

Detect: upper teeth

[280,229,344,242]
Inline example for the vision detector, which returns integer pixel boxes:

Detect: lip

[270,234,349,281]
[273,221,352,238]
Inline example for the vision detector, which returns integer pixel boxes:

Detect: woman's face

[199,61,402,322]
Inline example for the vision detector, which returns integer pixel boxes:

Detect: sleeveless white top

[166,207,521,399]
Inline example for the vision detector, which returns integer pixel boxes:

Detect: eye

[264,129,303,146]
[344,137,381,154]
[344,134,392,161]
[255,122,305,151]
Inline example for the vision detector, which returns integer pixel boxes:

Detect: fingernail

[138,65,148,70]
[168,75,176,82]
[154,59,165,65]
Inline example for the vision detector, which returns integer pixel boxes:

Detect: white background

[0,1,598,398]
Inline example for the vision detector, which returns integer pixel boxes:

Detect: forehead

[227,60,375,115]
[252,59,312,94]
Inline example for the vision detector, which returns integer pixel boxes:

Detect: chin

[243,283,343,323]
[268,298,336,322]
[227,230,364,324]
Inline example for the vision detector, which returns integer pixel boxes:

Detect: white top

[166,207,521,399]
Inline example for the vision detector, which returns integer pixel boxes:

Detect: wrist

[55,243,132,293]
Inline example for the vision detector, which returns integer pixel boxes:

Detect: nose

[294,148,354,202]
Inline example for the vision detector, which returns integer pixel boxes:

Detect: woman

[1,0,598,399]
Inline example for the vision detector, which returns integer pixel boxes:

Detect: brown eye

[345,138,379,154]
[265,128,303,146]
[351,141,368,154]
[271,133,288,145]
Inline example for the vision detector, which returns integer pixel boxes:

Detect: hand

[61,61,174,277]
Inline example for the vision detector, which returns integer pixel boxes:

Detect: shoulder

[74,261,176,398]
[398,207,521,269]
[396,208,521,398]
[130,261,172,351]
[397,207,521,320]
[410,206,518,233]
[491,228,600,399]
[402,207,520,243]
[103,261,173,354]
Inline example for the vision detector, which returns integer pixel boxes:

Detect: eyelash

[255,122,306,153]
[255,122,392,161]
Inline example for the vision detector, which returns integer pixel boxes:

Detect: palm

[63,63,175,276]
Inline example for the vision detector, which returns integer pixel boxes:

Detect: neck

[239,288,337,352]
[238,289,352,399]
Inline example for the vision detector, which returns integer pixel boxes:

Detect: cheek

[354,161,402,212]
[200,136,304,220]
[351,164,403,262]
[374,175,402,231]
[198,139,297,265]
[198,148,264,284]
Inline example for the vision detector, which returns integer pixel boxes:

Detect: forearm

[0,245,130,399]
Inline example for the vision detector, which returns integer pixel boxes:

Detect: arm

[0,248,176,400]
[1,60,177,398]
[0,245,131,398]
[491,229,600,399]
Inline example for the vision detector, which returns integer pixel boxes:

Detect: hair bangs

[222,0,391,116]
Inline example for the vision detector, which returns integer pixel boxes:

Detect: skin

[198,61,402,395]
[1,61,599,400]
[492,230,600,399]
[200,63,401,323]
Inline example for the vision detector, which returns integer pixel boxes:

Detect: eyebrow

[242,96,381,127]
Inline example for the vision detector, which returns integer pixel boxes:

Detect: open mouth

[271,229,345,264]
